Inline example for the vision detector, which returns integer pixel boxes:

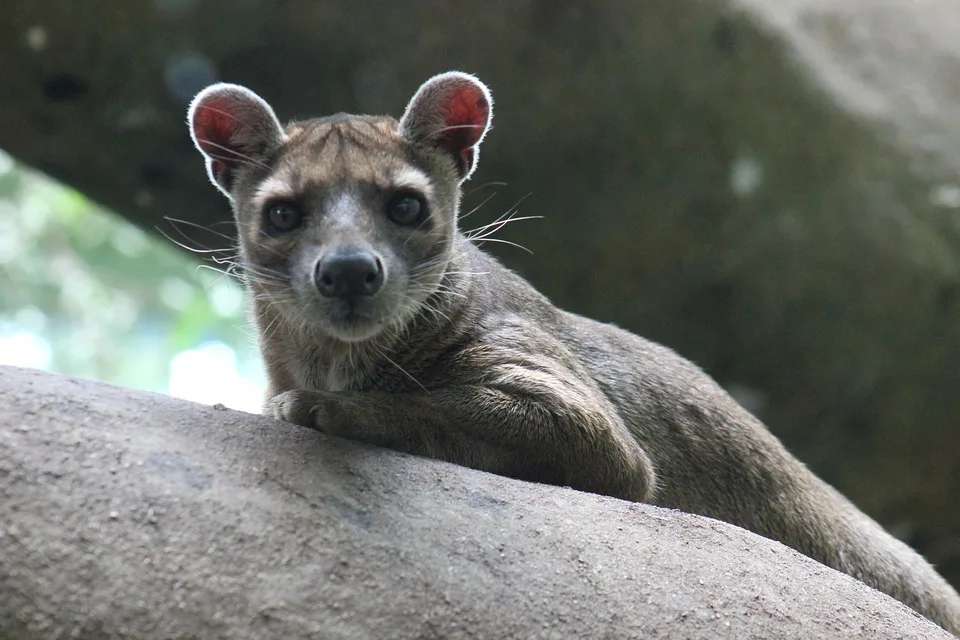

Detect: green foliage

[0,151,264,408]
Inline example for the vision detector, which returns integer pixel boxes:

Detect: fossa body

[188,72,960,633]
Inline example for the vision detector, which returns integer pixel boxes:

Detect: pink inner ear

[438,84,490,155]
[192,96,242,157]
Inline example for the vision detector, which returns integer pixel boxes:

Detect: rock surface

[0,365,954,639]
[0,0,958,588]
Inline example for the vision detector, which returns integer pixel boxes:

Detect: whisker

[213,255,289,281]
[195,263,239,287]
[155,222,231,256]
[377,349,428,393]
[458,190,500,223]
[195,137,272,171]
[260,310,285,345]
[472,237,534,254]
[464,181,508,196]
[440,271,490,276]
[412,282,468,299]
[163,216,237,243]
[430,288,467,300]
[158,218,247,289]
[464,193,535,237]
[467,215,544,239]
[420,300,453,324]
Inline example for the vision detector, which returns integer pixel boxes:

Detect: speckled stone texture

[0,365,955,639]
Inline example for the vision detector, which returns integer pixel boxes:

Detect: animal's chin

[321,317,388,343]
[301,299,398,344]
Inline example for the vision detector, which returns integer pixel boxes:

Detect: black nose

[314,250,384,298]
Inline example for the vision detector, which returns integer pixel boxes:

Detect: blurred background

[0,155,266,412]
[1,1,958,588]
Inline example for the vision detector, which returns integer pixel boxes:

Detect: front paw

[265,390,328,428]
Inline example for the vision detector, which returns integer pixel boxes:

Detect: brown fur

[188,73,960,635]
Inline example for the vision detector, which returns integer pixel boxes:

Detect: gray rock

[0,365,954,639]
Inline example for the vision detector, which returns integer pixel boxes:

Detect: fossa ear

[399,71,493,182]
[187,83,285,198]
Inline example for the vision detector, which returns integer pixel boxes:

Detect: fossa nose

[314,248,384,299]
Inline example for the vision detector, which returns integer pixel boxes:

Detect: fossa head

[188,72,493,343]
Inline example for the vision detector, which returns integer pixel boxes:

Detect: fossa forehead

[251,118,434,209]
[271,116,424,187]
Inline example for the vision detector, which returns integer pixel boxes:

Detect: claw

[265,390,327,429]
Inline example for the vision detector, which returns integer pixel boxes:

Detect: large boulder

[1,0,958,587]
[0,365,954,639]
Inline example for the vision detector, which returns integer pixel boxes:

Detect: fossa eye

[386,193,427,226]
[265,201,303,233]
